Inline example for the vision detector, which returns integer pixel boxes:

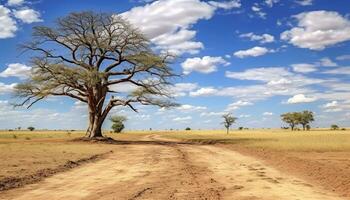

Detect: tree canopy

[281,111,314,131]
[14,11,178,138]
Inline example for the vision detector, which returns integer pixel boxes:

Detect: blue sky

[0,0,350,130]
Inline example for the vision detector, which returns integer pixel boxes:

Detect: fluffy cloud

[265,0,279,7]
[319,58,337,67]
[0,82,17,93]
[239,32,274,44]
[177,104,207,112]
[13,8,42,23]
[226,100,253,111]
[287,94,317,104]
[281,11,350,50]
[122,0,240,55]
[291,63,317,73]
[233,46,270,58]
[171,83,198,97]
[0,63,31,79]
[181,56,230,75]
[189,87,218,97]
[0,5,17,39]
[322,101,343,112]
[251,4,266,19]
[0,3,42,39]
[7,0,24,6]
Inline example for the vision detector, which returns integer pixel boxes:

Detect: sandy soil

[231,145,350,198]
[0,135,344,200]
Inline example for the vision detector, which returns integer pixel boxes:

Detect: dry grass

[148,129,350,152]
[0,130,116,182]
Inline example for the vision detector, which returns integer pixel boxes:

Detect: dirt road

[0,135,344,200]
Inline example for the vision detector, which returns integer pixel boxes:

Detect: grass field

[154,129,350,151]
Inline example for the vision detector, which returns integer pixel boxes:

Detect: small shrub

[238,127,244,130]
[341,128,346,131]
[66,131,72,136]
[28,127,35,131]
[25,137,31,140]
[13,135,17,139]
[185,127,191,131]
[8,129,13,132]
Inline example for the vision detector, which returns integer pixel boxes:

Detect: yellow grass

[142,129,350,152]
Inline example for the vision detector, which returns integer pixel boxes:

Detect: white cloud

[181,56,230,75]
[0,82,17,93]
[323,67,350,75]
[177,104,206,112]
[226,100,253,111]
[291,63,317,73]
[239,32,274,44]
[233,46,270,58]
[336,55,350,61]
[208,0,241,9]
[170,83,198,97]
[122,0,240,55]
[265,0,279,7]
[319,58,337,67]
[226,67,291,82]
[189,87,218,97]
[295,0,313,6]
[263,112,274,116]
[13,8,42,23]
[173,116,192,122]
[287,94,317,104]
[251,4,266,19]
[281,11,350,50]
[7,0,24,6]
[322,101,343,112]
[0,5,17,39]
[0,63,31,79]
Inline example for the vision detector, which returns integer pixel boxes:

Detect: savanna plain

[0,129,349,200]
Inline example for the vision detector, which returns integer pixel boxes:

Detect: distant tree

[13,11,177,138]
[299,111,314,131]
[185,127,191,131]
[110,116,127,133]
[28,127,35,131]
[281,112,300,131]
[222,113,238,134]
[331,124,339,130]
[238,127,244,130]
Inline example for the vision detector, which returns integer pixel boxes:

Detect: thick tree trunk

[86,113,104,138]
[226,127,229,134]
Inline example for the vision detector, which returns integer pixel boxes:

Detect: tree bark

[86,112,104,138]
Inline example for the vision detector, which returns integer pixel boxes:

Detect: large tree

[299,110,314,131]
[281,112,300,131]
[14,12,177,138]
